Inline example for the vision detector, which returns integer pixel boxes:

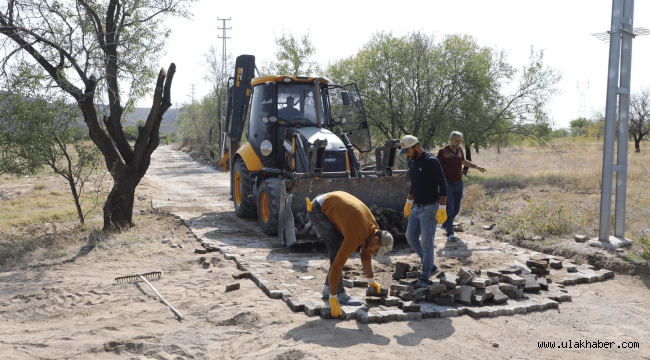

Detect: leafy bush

[502,200,578,240]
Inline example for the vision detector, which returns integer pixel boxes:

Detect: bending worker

[400,135,448,289]
[437,131,487,242]
[306,191,394,318]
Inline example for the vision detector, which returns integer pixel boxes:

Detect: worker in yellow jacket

[307,191,393,318]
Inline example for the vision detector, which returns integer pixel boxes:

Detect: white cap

[399,135,419,155]
[375,231,394,260]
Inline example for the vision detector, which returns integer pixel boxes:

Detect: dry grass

[457,137,650,260]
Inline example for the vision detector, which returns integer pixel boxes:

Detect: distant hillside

[123,107,180,134]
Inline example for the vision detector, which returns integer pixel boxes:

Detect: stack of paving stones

[188,233,615,323]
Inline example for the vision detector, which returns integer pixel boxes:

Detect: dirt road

[1,145,649,360]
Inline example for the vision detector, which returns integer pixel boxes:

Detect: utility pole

[576,81,590,119]
[190,84,196,104]
[590,0,647,249]
[218,18,231,158]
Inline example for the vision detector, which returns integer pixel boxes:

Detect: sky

[146,0,650,129]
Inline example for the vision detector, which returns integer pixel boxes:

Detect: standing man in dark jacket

[399,135,448,289]
[437,131,487,242]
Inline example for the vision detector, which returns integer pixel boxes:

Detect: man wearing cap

[278,96,302,120]
[399,135,448,289]
[306,191,393,318]
[437,131,487,242]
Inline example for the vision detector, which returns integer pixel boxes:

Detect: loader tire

[257,177,282,235]
[233,158,257,218]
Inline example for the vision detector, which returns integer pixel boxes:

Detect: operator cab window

[277,84,324,126]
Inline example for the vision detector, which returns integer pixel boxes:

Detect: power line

[218,17,231,158]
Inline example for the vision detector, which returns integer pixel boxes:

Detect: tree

[629,88,650,152]
[1,0,192,231]
[264,31,320,76]
[569,118,591,137]
[0,92,104,225]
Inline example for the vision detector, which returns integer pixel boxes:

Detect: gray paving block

[392,262,411,280]
[366,287,389,297]
[342,279,354,288]
[549,259,563,269]
[390,284,412,292]
[486,270,502,278]
[406,271,421,278]
[225,283,240,292]
[454,285,475,305]
[436,295,455,307]
[457,267,476,285]
[499,267,522,275]
[565,263,577,272]
[445,286,462,296]
[530,267,550,275]
[520,274,541,292]
[470,278,490,289]
[472,288,494,306]
[502,274,526,285]
[232,271,251,279]
[381,296,400,306]
[194,248,207,254]
[489,276,500,285]
[398,291,415,302]
[427,283,446,296]
[526,259,548,269]
[486,285,509,304]
[353,279,369,287]
[441,274,458,288]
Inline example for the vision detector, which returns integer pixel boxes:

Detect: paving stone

[502,274,526,285]
[498,283,517,297]
[470,278,490,289]
[457,267,476,285]
[454,285,475,305]
[194,248,207,254]
[399,279,418,286]
[381,296,400,306]
[545,291,572,302]
[529,254,551,262]
[412,287,429,300]
[366,287,389,297]
[287,299,306,312]
[526,260,548,269]
[304,301,323,316]
[486,270,502,278]
[445,286,463,296]
[520,274,541,292]
[499,267,522,275]
[392,262,411,280]
[225,283,240,292]
[537,279,549,291]
[440,274,458,288]
[400,301,421,312]
[405,271,421,278]
[342,279,354,288]
[549,259,563,269]
[232,271,250,279]
[486,285,509,304]
[353,279,369,287]
[390,284,412,292]
[574,234,588,242]
[472,288,494,306]
[435,295,455,306]
[397,291,415,302]
[365,296,382,304]
[566,263,577,272]
[427,283,446,296]
[489,276,500,285]
[558,278,576,286]
[512,260,532,275]
[202,262,211,269]
[530,267,550,275]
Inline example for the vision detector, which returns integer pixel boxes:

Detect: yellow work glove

[404,199,413,218]
[329,296,342,317]
[436,205,447,224]
[368,277,382,293]
[306,197,313,212]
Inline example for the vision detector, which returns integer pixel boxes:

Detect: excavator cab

[223,55,408,246]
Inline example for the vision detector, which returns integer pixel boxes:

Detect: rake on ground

[115,271,183,320]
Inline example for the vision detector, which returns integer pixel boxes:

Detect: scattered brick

[427,283,446,296]
[471,288,494,306]
[530,267,550,276]
[412,287,429,300]
[454,285,475,305]
[549,259,563,269]
[390,284,412,292]
[489,276,500,285]
[232,271,251,279]
[502,274,526,285]
[499,267,522,275]
[225,283,240,292]
[402,301,421,312]
[436,295,455,306]
[457,267,476,285]
[380,296,400,306]
[486,285,508,304]
[565,264,577,272]
[195,248,207,254]
[470,278,490,289]
[526,260,548,269]
[574,234,588,242]
[202,262,211,269]
[366,287,389,297]
[342,279,354,288]
[399,279,418,286]
[440,274,458,288]
[405,271,421,278]
[445,286,463,296]
[398,291,415,301]
[392,262,410,280]
[486,270,502,278]
[520,274,541,292]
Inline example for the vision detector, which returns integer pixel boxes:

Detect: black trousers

[309,201,346,295]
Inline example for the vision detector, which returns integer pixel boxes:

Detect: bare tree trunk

[103,175,139,230]
[634,137,641,152]
[463,144,472,176]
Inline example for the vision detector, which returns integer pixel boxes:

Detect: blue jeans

[442,180,464,236]
[405,203,439,282]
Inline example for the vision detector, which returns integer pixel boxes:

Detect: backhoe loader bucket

[278,176,410,247]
